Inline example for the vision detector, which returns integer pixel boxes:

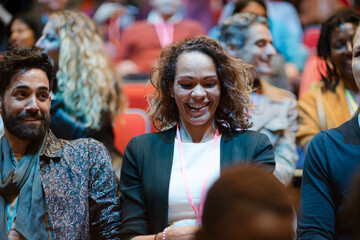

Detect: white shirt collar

[147,10,183,25]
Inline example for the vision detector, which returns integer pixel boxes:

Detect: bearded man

[0,48,120,239]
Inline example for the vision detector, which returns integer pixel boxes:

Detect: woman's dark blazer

[119,127,275,240]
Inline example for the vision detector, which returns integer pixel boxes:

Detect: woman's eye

[180,84,192,89]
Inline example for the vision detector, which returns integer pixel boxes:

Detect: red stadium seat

[123,83,155,110]
[113,109,151,154]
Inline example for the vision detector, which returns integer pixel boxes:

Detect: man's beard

[2,107,50,142]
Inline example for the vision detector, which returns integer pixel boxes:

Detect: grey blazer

[119,127,275,240]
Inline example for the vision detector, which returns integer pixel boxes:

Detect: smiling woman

[119,36,276,240]
[296,8,360,152]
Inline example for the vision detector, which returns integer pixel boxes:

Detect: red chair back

[113,109,151,154]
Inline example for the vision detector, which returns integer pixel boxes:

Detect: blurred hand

[161,226,200,240]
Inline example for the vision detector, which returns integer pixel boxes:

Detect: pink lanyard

[176,124,219,225]
[154,20,174,48]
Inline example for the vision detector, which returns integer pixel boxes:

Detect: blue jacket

[297,116,360,239]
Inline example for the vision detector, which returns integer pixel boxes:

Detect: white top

[168,135,221,226]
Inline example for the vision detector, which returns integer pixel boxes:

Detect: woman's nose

[191,85,206,98]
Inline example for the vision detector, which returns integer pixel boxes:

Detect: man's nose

[266,43,277,57]
[345,41,353,55]
[35,36,44,49]
[25,96,40,112]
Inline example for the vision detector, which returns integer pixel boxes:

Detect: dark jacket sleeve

[50,99,88,139]
[119,137,150,240]
[88,139,121,239]
[297,132,334,240]
[252,133,276,172]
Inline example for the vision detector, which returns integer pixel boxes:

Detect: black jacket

[119,127,275,240]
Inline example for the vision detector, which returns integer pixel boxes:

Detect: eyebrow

[12,85,50,91]
[177,75,218,80]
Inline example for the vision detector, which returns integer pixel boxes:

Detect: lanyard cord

[154,20,174,48]
[176,124,219,225]
[345,89,358,114]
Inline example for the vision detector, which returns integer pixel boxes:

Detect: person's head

[234,0,267,17]
[36,10,123,129]
[149,0,182,18]
[38,0,69,12]
[195,165,294,240]
[219,13,276,77]
[317,8,360,91]
[149,36,254,133]
[8,13,44,49]
[352,26,360,90]
[0,48,53,142]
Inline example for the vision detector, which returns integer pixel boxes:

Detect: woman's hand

[159,226,200,240]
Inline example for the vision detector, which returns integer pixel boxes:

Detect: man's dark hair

[234,0,267,16]
[0,47,54,96]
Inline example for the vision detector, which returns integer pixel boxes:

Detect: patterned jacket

[39,131,121,239]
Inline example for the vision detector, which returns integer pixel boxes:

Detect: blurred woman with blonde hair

[36,10,124,154]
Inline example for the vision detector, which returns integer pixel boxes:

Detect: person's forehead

[9,68,50,91]
[247,23,271,40]
[332,23,355,38]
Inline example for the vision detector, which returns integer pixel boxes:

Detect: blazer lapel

[151,127,176,232]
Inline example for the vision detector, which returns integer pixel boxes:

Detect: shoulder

[126,127,175,151]
[176,19,205,31]
[123,20,152,33]
[223,129,270,144]
[298,88,317,107]
[324,116,359,141]
[261,80,296,103]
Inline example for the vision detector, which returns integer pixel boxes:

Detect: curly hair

[219,13,269,51]
[317,8,360,91]
[148,36,254,133]
[0,47,53,96]
[49,10,124,129]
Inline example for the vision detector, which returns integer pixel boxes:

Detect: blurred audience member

[183,0,218,32]
[297,22,360,240]
[219,13,298,185]
[297,8,360,152]
[209,0,292,91]
[214,0,308,83]
[195,165,294,240]
[7,13,44,49]
[36,10,125,159]
[93,0,138,59]
[299,0,344,27]
[115,0,206,77]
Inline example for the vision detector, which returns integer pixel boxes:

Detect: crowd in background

[1,0,360,239]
